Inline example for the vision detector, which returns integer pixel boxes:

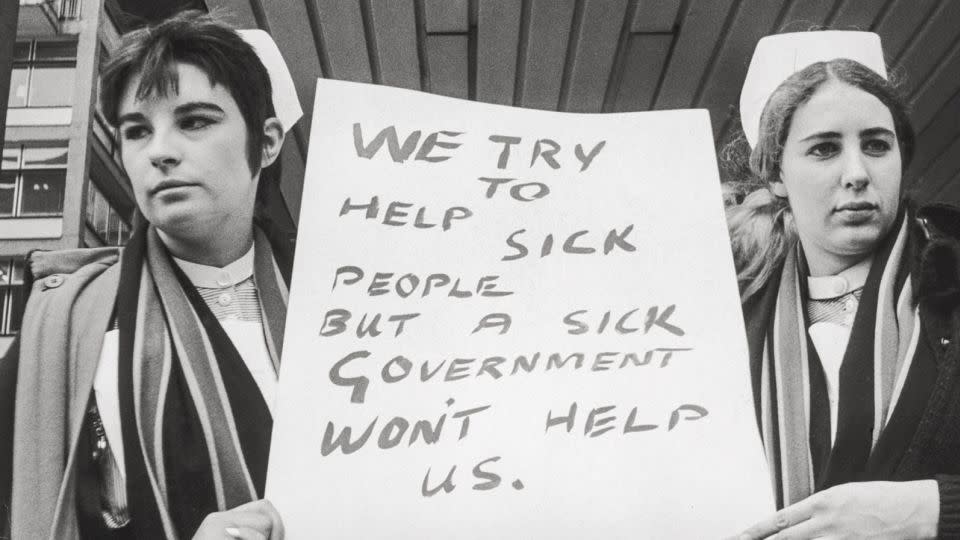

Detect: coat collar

[911,202,960,310]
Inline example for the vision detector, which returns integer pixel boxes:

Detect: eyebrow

[116,112,147,125]
[116,101,225,125]
[798,127,896,143]
[174,101,226,116]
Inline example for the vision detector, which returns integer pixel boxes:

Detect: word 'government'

[329,349,694,404]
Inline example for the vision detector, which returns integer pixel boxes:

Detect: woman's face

[774,80,902,276]
[118,63,260,246]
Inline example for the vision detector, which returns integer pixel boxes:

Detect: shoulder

[20,248,122,333]
[907,199,960,309]
[911,201,960,242]
[26,247,120,296]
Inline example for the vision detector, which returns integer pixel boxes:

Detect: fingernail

[225,527,241,538]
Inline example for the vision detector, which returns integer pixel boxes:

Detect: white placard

[266,79,774,539]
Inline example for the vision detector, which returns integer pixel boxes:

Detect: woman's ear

[770,170,788,198]
[770,181,788,198]
[260,117,285,169]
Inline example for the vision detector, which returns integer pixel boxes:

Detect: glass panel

[92,113,117,153]
[61,0,80,19]
[11,260,24,284]
[27,66,76,107]
[119,220,131,245]
[19,169,66,216]
[95,191,109,239]
[107,211,120,245]
[0,288,8,334]
[8,67,29,107]
[1,147,19,170]
[86,181,96,224]
[13,42,31,62]
[0,261,10,285]
[8,286,25,333]
[0,171,16,217]
[23,145,69,168]
[35,40,78,61]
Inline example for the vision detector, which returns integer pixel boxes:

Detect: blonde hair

[726,188,795,301]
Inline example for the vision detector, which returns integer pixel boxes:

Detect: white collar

[171,245,255,288]
[807,256,873,300]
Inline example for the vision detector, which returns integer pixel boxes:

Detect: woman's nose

[147,129,182,170]
[839,151,869,190]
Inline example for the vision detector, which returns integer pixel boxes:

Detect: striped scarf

[759,214,923,507]
[114,225,288,539]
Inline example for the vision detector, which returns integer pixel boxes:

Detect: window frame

[84,181,132,247]
[0,259,26,336]
[8,38,79,109]
[0,142,70,218]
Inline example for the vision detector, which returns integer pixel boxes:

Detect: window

[85,183,131,246]
[7,39,78,108]
[0,259,25,335]
[1,143,69,217]
[93,42,123,165]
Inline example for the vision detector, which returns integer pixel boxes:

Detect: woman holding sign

[726,32,960,539]
[3,12,297,540]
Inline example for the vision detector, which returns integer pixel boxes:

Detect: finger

[258,499,284,540]
[224,526,268,540]
[229,499,284,540]
[767,516,823,540]
[231,499,271,512]
[224,510,272,534]
[737,502,816,540]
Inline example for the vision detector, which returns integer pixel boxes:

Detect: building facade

[1,0,135,355]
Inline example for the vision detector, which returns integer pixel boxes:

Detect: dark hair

[751,58,915,183]
[100,10,275,174]
[726,57,915,301]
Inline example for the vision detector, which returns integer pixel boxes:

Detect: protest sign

[266,78,775,539]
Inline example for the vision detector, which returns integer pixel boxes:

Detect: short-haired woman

[6,11,300,540]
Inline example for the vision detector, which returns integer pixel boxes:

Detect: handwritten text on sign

[266,79,774,539]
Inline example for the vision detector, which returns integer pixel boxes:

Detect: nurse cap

[238,29,304,134]
[739,31,887,149]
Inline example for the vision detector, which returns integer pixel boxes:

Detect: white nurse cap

[739,31,887,148]
[238,29,304,134]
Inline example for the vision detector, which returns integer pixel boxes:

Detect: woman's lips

[835,202,879,223]
[150,179,198,196]
[836,201,878,211]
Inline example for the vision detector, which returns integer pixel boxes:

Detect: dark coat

[742,200,960,538]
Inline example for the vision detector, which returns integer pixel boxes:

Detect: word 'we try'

[352,124,606,172]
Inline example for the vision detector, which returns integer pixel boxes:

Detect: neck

[157,225,254,268]
[802,248,872,277]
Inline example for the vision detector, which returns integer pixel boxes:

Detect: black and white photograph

[1,0,960,538]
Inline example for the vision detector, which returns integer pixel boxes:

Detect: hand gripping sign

[267,79,775,539]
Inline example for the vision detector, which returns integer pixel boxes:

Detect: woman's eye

[122,125,150,141]
[807,142,839,158]
[180,116,214,131]
[863,139,892,156]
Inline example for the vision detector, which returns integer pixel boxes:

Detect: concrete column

[60,0,104,248]
[0,0,21,145]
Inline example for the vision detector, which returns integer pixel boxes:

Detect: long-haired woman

[728,32,960,539]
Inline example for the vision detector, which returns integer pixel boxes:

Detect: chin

[834,230,886,257]
[146,205,207,235]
